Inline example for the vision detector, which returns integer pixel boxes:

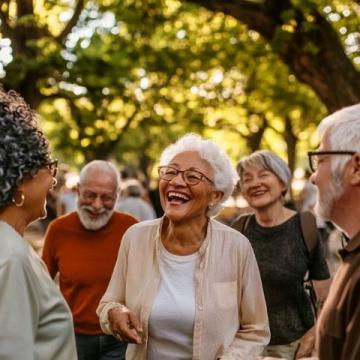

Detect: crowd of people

[0,87,359,360]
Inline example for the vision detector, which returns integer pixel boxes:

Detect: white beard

[315,175,344,221]
[77,204,113,231]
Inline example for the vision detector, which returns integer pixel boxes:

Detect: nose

[310,172,317,185]
[247,176,261,188]
[92,196,103,209]
[169,171,187,186]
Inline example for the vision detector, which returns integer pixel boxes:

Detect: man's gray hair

[159,133,239,217]
[318,103,360,180]
[79,160,121,193]
[237,150,291,195]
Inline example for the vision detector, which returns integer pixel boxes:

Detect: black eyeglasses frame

[307,151,355,172]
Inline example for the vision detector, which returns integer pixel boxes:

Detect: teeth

[168,191,190,201]
[252,191,266,196]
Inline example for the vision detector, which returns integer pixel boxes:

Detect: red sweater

[42,211,137,335]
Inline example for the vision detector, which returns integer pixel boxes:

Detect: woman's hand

[295,326,315,359]
[108,306,144,344]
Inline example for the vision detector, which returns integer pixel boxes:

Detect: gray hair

[237,150,291,195]
[159,133,239,216]
[318,103,360,183]
[79,160,121,193]
[0,89,52,210]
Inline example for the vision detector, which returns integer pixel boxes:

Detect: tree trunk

[184,0,360,112]
[284,115,297,175]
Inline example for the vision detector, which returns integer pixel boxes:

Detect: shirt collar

[339,230,360,258]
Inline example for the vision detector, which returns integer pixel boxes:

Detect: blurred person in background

[97,133,270,360]
[57,185,77,216]
[42,160,138,360]
[309,104,360,360]
[117,178,156,221]
[0,89,77,359]
[233,150,330,360]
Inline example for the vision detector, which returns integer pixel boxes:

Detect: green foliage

[1,0,357,180]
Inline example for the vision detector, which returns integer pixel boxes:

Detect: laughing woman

[233,150,330,360]
[97,134,270,359]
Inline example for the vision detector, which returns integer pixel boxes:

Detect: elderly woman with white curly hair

[97,133,270,360]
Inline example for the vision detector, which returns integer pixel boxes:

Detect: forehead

[242,164,268,175]
[169,151,213,173]
[80,169,117,192]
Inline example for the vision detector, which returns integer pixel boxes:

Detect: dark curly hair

[0,89,52,210]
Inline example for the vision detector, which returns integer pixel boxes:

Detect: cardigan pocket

[213,281,237,309]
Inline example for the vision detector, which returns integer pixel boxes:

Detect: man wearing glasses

[308,104,360,360]
[42,160,138,360]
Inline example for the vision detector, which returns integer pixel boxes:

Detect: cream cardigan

[97,218,270,360]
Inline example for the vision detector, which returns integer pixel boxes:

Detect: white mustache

[80,205,108,214]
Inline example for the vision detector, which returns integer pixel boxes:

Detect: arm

[295,279,332,358]
[96,232,142,343]
[0,258,38,359]
[296,237,332,359]
[221,242,270,359]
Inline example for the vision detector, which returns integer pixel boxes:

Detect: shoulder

[48,211,78,230]
[0,222,29,268]
[124,218,161,236]
[122,218,160,239]
[119,218,161,252]
[210,219,252,249]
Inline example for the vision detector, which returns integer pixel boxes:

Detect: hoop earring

[52,178,58,187]
[12,192,25,207]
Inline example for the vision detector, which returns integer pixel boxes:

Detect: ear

[76,183,81,196]
[211,190,224,205]
[349,153,360,186]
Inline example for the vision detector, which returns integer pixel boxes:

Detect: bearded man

[42,160,137,360]
[309,104,360,360]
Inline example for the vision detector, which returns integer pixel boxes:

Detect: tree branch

[56,0,84,43]
[183,0,360,111]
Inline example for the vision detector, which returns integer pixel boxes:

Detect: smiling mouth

[250,190,267,197]
[167,191,191,204]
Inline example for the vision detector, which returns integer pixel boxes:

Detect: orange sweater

[42,211,137,335]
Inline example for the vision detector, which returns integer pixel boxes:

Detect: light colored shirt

[97,218,270,360]
[148,243,197,359]
[0,221,77,360]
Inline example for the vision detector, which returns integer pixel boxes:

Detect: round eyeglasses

[158,165,214,186]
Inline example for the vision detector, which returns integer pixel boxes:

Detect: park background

[0,0,359,261]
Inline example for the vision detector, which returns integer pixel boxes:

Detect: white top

[147,242,197,359]
[0,221,77,360]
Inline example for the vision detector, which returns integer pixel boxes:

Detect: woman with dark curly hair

[0,89,77,359]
